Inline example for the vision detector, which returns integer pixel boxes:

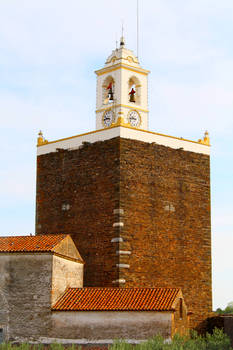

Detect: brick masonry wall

[36,137,212,329]
[118,138,212,330]
[36,139,121,287]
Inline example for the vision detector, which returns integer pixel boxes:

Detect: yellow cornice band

[105,55,139,65]
[95,63,150,77]
[37,125,210,148]
[96,104,149,114]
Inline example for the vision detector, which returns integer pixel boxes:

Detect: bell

[109,88,114,101]
[129,88,136,103]
[129,93,135,103]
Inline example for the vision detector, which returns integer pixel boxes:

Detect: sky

[0,0,233,310]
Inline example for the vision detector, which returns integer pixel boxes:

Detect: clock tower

[95,36,150,130]
[36,38,212,331]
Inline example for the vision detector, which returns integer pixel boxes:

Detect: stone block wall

[172,297,189,336]
[118,138,211,329]
[36,139,121,287]
[50,311,172,342]
[0,251,83,342]
[0,253,53,342]
[36,137,212,329]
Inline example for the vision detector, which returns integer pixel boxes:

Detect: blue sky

[0,0,233,310]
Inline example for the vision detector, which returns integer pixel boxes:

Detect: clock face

[103,110,113,127]
[128,110,140,127]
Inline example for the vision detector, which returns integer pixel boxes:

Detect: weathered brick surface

[36,139,120,287]
[118,138,212,330]
[36,137,212,330]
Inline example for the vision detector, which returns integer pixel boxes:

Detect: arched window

[128,76,141,105]
[102,76,115,105]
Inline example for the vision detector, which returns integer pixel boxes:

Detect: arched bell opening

[128,76,141,105]
[102,76,115,105]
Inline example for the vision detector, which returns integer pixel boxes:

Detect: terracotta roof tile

[0,234,67,253]
[52,287,180,311]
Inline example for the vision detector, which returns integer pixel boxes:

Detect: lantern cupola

[95,37,150,130]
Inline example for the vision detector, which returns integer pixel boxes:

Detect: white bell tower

[95,37,150,130]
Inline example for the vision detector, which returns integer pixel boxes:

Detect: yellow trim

[105,55,139,65]
[37,128,108,147]
[96,104,149,114]
[95,63,150,76]
[127,127,211,146]
[111,116,131,127]
[198,131,210,146]
[37,125,210,148]
[121,104,148,113]
[37,131,48,146]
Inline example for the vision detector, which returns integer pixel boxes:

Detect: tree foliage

[216,301,233,315]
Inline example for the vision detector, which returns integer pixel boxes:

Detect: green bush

[110,328,232,350]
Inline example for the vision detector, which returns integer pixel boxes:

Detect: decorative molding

[112,116,130,127]
[105,55,139,65]
[95,63,150,77]
[96,104,149,114]
[198,131,210,146]
[37,125,210,157]
[37,131,48,146]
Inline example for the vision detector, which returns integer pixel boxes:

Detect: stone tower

[36,39,212,330]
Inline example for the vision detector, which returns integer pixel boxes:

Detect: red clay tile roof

[52,287,180,311]
[0,234,67,253]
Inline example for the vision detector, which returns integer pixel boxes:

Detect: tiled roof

[0,234,67,253]
[52,287,180,311]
